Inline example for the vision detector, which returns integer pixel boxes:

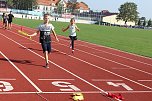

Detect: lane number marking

[0,81,14,91]
[52,81,81,91]
[107,82,133,91]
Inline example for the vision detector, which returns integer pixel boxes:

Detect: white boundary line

[2,30,152,91]
[0,51,42,93]
[0,90,151,94]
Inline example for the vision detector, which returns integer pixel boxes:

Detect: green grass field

[13,18,152,58]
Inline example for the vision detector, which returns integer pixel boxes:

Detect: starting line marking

[92,79,123,82]
[38,79,75,81]
[0,79,16,81]
[138,80,152,82]
[0,91,151,94]
[21,43,38,44]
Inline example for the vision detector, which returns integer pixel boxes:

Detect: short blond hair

[43,13,50,18]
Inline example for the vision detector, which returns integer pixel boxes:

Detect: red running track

[0,22,152,101]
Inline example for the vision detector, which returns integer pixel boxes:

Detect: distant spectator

[8,11,14,29]
[2,13,5,28]
[3,13,9,29]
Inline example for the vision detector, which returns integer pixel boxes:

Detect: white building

[35,0,66,14]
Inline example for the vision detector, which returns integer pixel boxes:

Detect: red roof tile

[37,0,60,6]
[75,2,89,10]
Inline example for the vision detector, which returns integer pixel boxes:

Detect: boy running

[62,18,80,53]
[28,14,59,68]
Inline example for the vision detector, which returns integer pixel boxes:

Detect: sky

[77,0,152,20]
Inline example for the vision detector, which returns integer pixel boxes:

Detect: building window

[37,6,40,9]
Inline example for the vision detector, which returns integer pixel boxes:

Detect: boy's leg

[8,23,10,29]
[45,43,51,68]
[9,22,12,29]
[8,22,11,29]
[41,43,50,68]
[44,51,49,68]
[44,51,49,64]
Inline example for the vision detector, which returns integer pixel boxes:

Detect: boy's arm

[28,30,39,37]
[62,25,69,32]
[52,29,59,42]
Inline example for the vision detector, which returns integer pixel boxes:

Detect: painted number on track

[52,81,81,91]
[107,82,133,91]
[0,81,14,91]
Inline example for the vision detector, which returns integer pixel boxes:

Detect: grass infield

[13,18,152,58]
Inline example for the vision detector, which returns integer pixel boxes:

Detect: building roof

[75,2,89,10]
[36,0,60,6]
[101,10,118,17]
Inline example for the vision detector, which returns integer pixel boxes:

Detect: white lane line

[0,90,151,94]
[0,51,42,93]
[2,31,152,91]
[138,80,152,82]
[108,90,152,93]
[92,79,123,82]
[38,79,75,81]
[0,91,102,94]
[111,67,131,70]
[0,79,16,80]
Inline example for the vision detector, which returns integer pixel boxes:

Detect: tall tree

[147,19,152,27]
[143,19,146,26]
[12,0,36,10]
[137,19,141,26]
[67,0,77,13]
[57,2,63,14]
[117,2,139,24]
[68,0,77,4]
[6,0,13,8]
